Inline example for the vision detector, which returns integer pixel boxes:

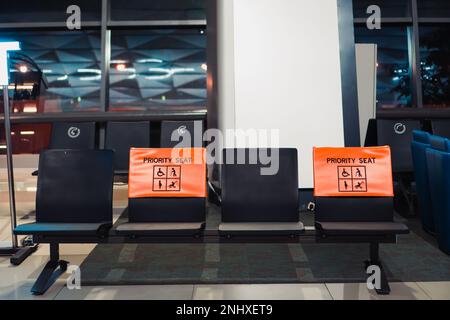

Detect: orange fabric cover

[128,148,206,198]
[313,146,394,197]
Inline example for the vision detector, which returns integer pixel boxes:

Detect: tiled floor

[1,162,450,300]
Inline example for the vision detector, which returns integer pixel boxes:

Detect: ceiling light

[20,131,35,135]
[19,65,28,73]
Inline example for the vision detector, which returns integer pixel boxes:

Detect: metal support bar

[31,243,68,295]
[369,242,380,264]
[0,86,39,264]
[410,0,423,108]
[367,242,391,295]
[3,85,18,248]
[99,0,111,149]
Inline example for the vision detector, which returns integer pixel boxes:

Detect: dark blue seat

[14,150,115,295]
[429,134,450,152]
[32,122,97,176]
[105,121,151,174]
[49,122,96,150]
[411,130,434,233]
[377,119,421,173]
[160,120,204,148]
[426,139,450,255]
[219,148,304,236]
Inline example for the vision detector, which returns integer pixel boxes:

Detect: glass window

[420,25,450,109]
[0,123,51,155]
[353,0,411,18]
[0,30,101,114]
[355,26,412,109]
[109,28,207,112]
[110,0,206,21]
[418,0,450,18]
[0,0,101,23]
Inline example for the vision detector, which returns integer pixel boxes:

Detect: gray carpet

[79,205,450,285]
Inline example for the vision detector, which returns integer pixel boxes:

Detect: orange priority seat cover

[313,146,394,197]
[128,148,207,198]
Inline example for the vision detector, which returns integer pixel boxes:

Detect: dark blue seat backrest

[413,130,430,144]
[377,119,421,172]
[426,147,450,253]
[36,150,114,223]
[105,121,150,171]
[411,131,434,232]
[430,135,450,152]
[315,197,393,222]
[431,120,450,139]
[221,148,299,223]
[160,120,204,148]
[49,122,96,150]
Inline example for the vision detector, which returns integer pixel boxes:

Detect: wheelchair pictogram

[338,166,367,192]
[153,166,181,192]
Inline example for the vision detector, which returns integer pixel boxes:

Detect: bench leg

[365,242,391,295]
[31,243,68,295]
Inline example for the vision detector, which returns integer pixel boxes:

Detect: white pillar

[208,0,346,188]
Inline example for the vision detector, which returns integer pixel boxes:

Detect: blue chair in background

[411,130,434,233]
[426,137,450,255]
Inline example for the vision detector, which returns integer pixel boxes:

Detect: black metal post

[0,85,38,264]
[2,85,18,247]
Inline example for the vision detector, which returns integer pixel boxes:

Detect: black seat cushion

[15,222,111,236]
[221,148,299,223]
[315,221,409,236]
[160,120,204,148]
[105,121,150,171]
[35,150,114,223]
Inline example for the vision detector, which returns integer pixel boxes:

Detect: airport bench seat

[219,148,304,237]
[315,221,409,236]
[14,149,114,296]
[15,222,112,237]
[116,222,205,237]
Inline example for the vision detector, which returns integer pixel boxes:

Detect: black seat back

[377,119,421,172]
[105,122,150,171]
[49,122,96,150]
[315,197,393,222]
[160,120,204,148]
[221,148,299,223]
[364,119,378,147]
[431,120,450,139]
[36,150,114,223]
[129,198,206,223]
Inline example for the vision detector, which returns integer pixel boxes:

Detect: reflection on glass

[420,26,450,109]
[0,30,101,114]
[0,123,51,155]
[110,0,206,21]
[0,0,101,23]
[109,29,207,112]
[354,26,412,109]
[418,0,450,18]
[353,0,411,18]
